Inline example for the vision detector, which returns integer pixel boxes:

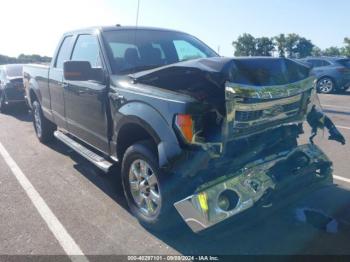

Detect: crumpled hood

[130,57,312,111]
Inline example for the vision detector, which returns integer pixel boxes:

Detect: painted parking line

[336,125,350,130]
[334,175,350,184]
[322,104,350,111]
[0,142,88,262]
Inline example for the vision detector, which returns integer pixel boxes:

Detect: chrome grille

[235,110,263,122]
[230,93,303,136]
[234,95,301,124]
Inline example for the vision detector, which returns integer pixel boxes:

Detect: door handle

[109,93,124,101]
[60,82,69,89]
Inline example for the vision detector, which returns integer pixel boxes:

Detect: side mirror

[63,61,105,82]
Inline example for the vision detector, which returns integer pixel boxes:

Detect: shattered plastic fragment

[295,207,338,234]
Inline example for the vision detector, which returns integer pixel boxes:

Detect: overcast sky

[0,0,349,57]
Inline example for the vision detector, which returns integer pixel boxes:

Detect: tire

[32,101,56,143]
[0,93,8,113]
[121,140,180,232]
[317,77,335,94]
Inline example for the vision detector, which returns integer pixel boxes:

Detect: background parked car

[299,57,350,94]
[0,64,26,112]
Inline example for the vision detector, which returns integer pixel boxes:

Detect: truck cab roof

[64,25,187,36]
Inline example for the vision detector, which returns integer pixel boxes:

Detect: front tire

[317,77,335,94]
[32,101,56,143]
[121,141,179,231]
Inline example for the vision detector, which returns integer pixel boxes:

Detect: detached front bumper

[174,144,332,233]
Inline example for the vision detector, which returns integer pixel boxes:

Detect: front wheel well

[116,123,158,163]
[29,89,38,105]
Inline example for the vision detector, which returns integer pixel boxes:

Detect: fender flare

[28,78,42,106]
[115,102,182,167]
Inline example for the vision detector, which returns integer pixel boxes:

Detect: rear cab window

[55,36,73,69]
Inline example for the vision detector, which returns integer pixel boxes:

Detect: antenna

[132,0,141,75]
[135,0,141,27]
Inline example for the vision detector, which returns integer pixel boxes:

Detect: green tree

[274,34,286,57]
[0,54,51,65]
[311,46,323,57]
[342,37,350,57]
[285,33,300,58]
[232,33,256,56]
[255,37,275,56]
[295,37,314,58]
[323,46,341,57]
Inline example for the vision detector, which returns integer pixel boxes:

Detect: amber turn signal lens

[175,114,194,143]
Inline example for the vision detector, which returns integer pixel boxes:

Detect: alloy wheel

[128,159,161,217]
[34,105,42,137]
[318,78,334,93]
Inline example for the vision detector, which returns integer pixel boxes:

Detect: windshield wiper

[118,65,163,74]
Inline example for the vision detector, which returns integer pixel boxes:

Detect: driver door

[64,34,110,153]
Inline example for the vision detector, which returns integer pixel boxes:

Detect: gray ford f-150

[23,26,345,233]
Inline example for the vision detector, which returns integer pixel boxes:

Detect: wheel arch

[114,102,182,168]
[28,80,42,107]
[116,119,159,162]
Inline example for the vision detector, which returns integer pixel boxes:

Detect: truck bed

[23,64,50,108]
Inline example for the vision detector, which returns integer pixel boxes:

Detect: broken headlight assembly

[174,113,223,157]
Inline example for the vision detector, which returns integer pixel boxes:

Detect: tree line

[232,33,350,58]
[0,54,51,65]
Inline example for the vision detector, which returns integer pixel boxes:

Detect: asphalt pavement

[0,92,350,258]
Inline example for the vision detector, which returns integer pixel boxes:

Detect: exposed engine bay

[133,57,345,151]
[132,57,346,232]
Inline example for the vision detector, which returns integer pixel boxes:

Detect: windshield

[337,59,350,67]
[5,65,23,77]
[103,29,218,74]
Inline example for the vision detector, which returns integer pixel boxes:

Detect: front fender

[115,101,182,167]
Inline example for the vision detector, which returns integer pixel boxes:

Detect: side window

[71,35,102,68]
[173,40,206,61]
[55,36,73,69]
[307,59,323,67]
[322,60,331,66]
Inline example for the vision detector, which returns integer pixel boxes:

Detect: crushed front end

[134,57,343,233]
[173,62,340,232]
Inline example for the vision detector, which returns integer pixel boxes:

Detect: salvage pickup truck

[23,26,345,233]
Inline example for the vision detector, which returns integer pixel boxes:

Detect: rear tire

[121,140,180,232]
[32,101,56,143]
[0,93,8,113]
[317,77,335,94]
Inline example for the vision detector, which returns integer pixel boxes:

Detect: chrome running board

[54,130,114,173]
